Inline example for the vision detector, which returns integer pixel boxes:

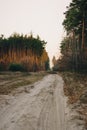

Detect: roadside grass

[61,72,87,129]
[0,72,47,95]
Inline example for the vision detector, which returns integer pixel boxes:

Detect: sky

[0,0,71,66]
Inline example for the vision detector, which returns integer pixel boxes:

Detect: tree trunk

[81,13,85,72]
[82,16,85,51]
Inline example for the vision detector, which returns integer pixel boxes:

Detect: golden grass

[0,72,47,94]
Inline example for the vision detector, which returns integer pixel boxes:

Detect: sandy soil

[0,74,84,130]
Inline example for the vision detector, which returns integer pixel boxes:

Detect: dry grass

[61,72,87,129]
[0,71,47,95]
[61,72,87,103]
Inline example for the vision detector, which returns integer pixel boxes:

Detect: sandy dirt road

[0,74,83,130]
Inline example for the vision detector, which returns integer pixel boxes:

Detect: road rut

[0,74,83,130]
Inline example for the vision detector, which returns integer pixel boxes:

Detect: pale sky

[0,0,71,66]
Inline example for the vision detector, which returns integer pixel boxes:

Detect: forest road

[0,74,82,130]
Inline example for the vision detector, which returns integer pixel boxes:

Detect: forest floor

[61,72,87,130]
[0,72,86,130]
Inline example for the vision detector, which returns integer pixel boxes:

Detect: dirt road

[0,74,84,130]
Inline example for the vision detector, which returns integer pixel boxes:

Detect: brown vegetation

[61,72,87,129]
[0,71,46,95]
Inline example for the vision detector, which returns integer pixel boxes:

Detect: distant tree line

[0,33,50,71]
[53,0,87,72]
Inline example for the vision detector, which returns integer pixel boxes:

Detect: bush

[52,65,58,71]
[8,63,25,72]
[0,64,4,71]
[0,62,8,71]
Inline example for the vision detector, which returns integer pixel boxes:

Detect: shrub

[52,65,58,71]
[0,62,8,71]
[8,63,25,72]
[0,64,4,71]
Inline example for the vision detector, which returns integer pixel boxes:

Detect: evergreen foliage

[53,0,87,72]
[0,33,49,71]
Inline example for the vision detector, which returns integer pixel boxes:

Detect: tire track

[0,74,83,130]
[37,78,58,130]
